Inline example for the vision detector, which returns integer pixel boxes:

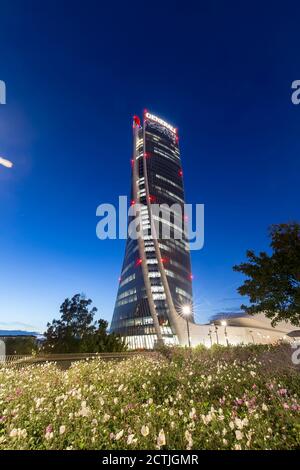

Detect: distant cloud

[0,321,37,331]
[0,156,13,168]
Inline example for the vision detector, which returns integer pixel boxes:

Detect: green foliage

[43,294,126,353]
[4,337,38,356]
[233,223,300,326]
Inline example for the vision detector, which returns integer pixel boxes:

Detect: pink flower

[45,424,53,434]
[235,398,244,406]
[278,388,287,397]
[283,403,290,409]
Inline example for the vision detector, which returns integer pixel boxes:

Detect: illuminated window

[117,288,137,300]
[119,273,136,288]
[176,286,192,300]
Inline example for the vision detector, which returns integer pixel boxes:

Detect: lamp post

[212,322,219,345]
[221,320,229,346]
[182,305,191,348]
[249,329,255,344]
[208,329,213,347]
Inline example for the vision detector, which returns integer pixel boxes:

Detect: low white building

[180,312,300,347]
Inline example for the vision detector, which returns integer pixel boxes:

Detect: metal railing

[0,351,156,369]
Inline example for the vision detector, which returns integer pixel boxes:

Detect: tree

[5,336,38,355]
[44,294,126,353]
[233,223,300,326]
[85,319,127,353]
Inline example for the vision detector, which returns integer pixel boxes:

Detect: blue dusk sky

[0,1,299,332]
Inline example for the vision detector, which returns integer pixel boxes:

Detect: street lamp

[182,305,191,348]
[249,329,255,344]
[208,329,213,347]
[212,322,219,345]
[221,320,229,346]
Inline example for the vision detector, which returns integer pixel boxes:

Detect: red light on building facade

[148,195,156,203]
[178,169,183,177]
[135,258,142,267]
[133,115,141,127]
[131,199,136,206]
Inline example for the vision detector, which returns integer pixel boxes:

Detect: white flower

[157,429,166,447]
[78,404,91,417]
[141,425,149,437]
[9,429,18,438]
[201,413,212,425]
[115,430,124,441]
[262,403,268,411]
[35,397,45,409]
[235,430,243,440]
[113,397,118,404]
[103,414,110,423]
[59,425,66,435]
[127,434,137,445]
[235,417,248,429]
[9,428,27,439]
[185,430,193,448]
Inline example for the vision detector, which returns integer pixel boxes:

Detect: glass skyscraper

[110,111,194,348]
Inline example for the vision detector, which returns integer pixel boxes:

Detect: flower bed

[0,344,299,449]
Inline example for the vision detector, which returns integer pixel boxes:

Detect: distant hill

[0,330,41,337]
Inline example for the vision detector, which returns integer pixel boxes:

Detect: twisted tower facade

[110,111,194,348]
